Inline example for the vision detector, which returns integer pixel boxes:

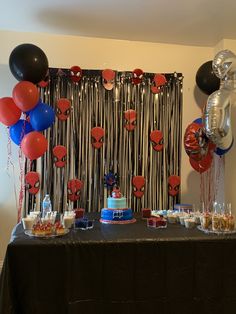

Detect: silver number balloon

[212,50,236,79]
[204,88,233,150]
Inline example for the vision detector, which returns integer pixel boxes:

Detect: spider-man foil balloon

[25,171,40,195]
[91,127,105,149]
[67,179,83,202]
[132,176,145,198]
[168,175,180,197]
[70,65,82,83]
[150,130,164,151]
[124,109,137,131]
[53,145,67,168]
[184,122,209,161]
[56,98,71,121]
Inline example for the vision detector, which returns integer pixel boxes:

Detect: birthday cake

[100,187,136,224]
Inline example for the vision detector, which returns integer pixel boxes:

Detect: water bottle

[42,194,52,218]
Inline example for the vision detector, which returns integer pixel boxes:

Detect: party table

[1,214,236,314]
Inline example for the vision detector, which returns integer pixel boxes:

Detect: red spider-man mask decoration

[124,109,137,131]
[102,69,115,90]
[67,179,83,202]
[52,145,67,168]
[132,176,145,198]
[168,175,180,197]
[150,130,164,151]
[91,127,105,149]
[151,74,167,94]
[25,171,40,195]
[70,66,82,83]
[132,68,144,85]
[56,98,71,121]
[184,122,209,161]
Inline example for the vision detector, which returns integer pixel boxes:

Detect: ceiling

[1,0,236,47]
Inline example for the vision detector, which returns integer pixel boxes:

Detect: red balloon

[12,81,39,112]
[189,151,213,173]
[0,97,21,126]
[21,131,48,160]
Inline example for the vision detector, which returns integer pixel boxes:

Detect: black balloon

[9,43,49,84]
[195,60,220,95]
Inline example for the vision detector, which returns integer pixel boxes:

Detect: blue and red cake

[100,187,136,224]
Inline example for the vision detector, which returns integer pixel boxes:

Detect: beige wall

[0,30,214,259]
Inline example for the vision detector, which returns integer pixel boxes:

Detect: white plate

[25,229,70,238]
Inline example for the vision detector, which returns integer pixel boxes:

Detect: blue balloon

[29,101,55,131]
[215,138,234,156]
[193,118,202,124]
[9,119,33,145]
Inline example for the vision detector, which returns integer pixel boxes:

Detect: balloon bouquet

[0,43,55,159]
[185,50,236,174]
[0,43,55,221]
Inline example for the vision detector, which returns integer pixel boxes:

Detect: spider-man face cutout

[52,145,67,168]
[102,69,115,90]
[70,66,82,83]
[132,176,145,198]
[150,130,164,151]
[91,127,105,149]
[67,179,83,202]
[168,175,180,197]
[56,98,71,121]
[132,69,144,85]
[184,122,209,161]
[151,74,167,94]
[124,109,137,131]
[38,70,49,88]
[25,171,40,195]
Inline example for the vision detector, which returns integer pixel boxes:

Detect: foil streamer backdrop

[24,69,183,214]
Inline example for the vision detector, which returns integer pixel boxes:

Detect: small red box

[74,208,85,219]
[142,208,151,219]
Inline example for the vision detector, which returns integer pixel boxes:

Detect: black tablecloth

[1,214,236,314]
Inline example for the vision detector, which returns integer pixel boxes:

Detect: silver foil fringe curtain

[25,69,183,214]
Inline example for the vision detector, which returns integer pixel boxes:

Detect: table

[1,214,236,314]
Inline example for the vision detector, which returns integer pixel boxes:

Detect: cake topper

[112,186,122,198]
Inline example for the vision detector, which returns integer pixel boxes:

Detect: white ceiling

[1,0,236,47]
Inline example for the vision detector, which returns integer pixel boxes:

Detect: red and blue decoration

[124,109,137,131]
[168,175,180,197]
[132,176,145,198]
[150,130,164,151]
[151,73,167,94]
[132,68,144,85]
[56,98,71,121]
[70,65,82,83]
[52,145,67,168]
[25,171,40,195]
[91,127,105,149]
[67,179,83,202]
[102,69,115,90]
